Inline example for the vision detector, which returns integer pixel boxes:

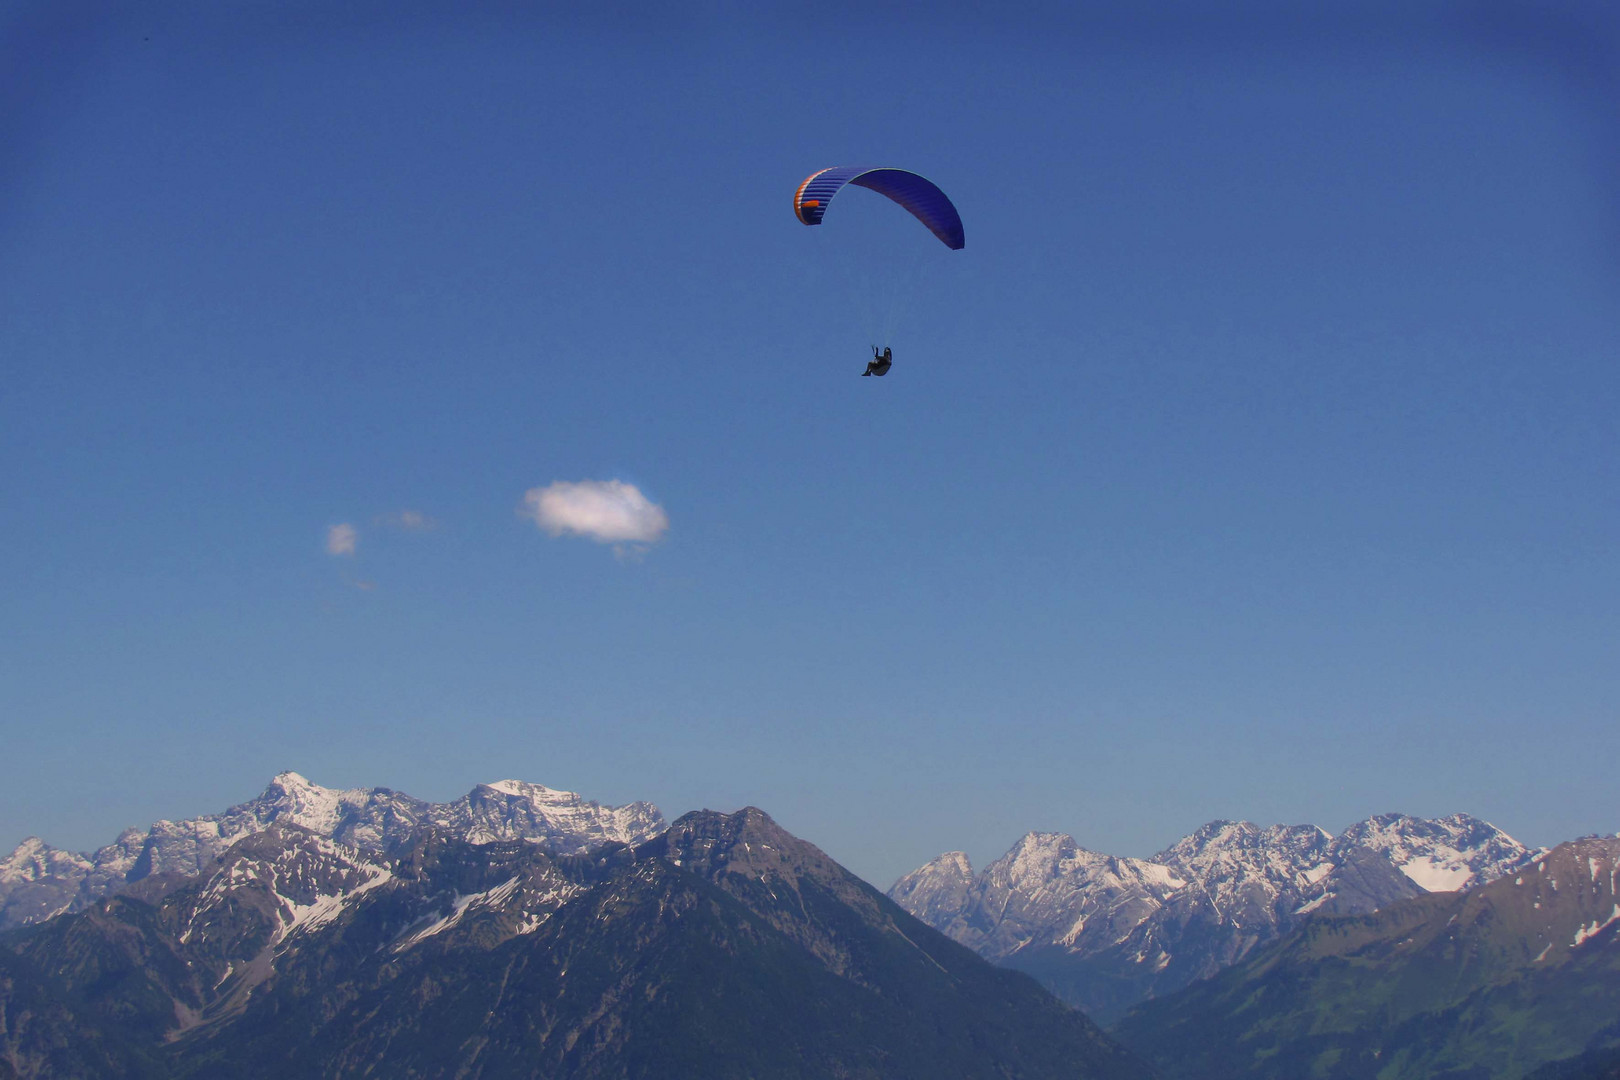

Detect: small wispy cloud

[519,479,669,547]
[326,523,358,556]
[376,509,435,531]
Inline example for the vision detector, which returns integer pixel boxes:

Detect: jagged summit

[889,850,976,929]
[647,807,843,882]
[648,807,781,868]
[254,771,384,835]
[1336,811,1532,891]
[660,805,789,841]
[480,778,556,796]
[1,838,60,876]
[889,810,1538,1023]
[0,772,665,931]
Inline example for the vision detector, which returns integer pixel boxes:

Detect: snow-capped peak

[1,837,48,875]
[888,809,1543,1025]
[482,779,562,798]
[1,837,93,887]
[1333,812,1531,893]
[2,773,665,931]
[263,771,368,835]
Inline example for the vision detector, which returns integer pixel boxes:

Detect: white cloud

[519,479,669,546]
[326,523,358,556]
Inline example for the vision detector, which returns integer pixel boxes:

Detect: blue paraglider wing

[793,166,964,250]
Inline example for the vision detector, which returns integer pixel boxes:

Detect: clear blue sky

[4,0,1617,887]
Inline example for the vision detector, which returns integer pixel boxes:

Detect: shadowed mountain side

[2,811,1153,1080]
[0,947,167,1080]
[1113,837,1620,1080]
[1528,1045,1620,1080]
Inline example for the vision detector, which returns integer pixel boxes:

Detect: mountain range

[8,773,1616,1078]
[0,806,1150,1079]
[0,772,664,930]
[1113,835,1620,1079]
[888,812,1536,1022]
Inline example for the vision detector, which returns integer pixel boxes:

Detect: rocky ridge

[0,772,664,930]
[889,811,1537,1022]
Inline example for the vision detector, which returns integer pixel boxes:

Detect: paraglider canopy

[794,166,964,250]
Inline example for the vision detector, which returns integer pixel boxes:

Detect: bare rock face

[0,772,664,930]
[889,851,974,930]
[888,812,1537,1023]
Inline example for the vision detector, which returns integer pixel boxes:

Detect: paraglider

[793,167,964,250]
[794,166,963,375]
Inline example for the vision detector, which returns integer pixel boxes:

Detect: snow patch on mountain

[396,876,526,949]
[274,856,394,944]
[1400,856,1472,892]
[484,780,539,797]
[1571,904,1620,948]
[1294,894,1330,916]
[176,829,396,950]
